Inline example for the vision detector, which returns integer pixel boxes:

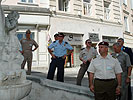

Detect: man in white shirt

[88,41,122,100]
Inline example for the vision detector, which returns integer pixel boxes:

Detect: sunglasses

[87,42,92,44]
[58,35,63,37]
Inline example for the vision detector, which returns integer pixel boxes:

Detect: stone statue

[0,11,26,86]
[0,1,32,100]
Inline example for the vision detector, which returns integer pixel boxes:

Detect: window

[83,0,92,15]
[28,0,33,3]
[17,32,34,41]
[58,0,70,12]
[21,0,34,3]
[104,1,110,19]
[84,0,90,3]
[123,0,127,5]
[124,16,129,32]
[104,8,110,19]
[21,0,26,2]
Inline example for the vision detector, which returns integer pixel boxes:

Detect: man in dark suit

[117,38,133,100]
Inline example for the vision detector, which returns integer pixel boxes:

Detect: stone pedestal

[0,80,32,100]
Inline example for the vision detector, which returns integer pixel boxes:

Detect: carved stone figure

[0,1,32,99]
[0,11,26,86]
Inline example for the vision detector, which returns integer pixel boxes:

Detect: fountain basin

[0,80,32,100]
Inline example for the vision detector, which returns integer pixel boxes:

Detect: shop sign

[64,34,83,45]
[89,33,99,42]
[102,36,118,46]
[102,36,117,43]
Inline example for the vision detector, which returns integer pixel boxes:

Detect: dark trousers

[76,61,90,85]
[47,57,65,82]
[128,82,132,100]
[94,79,117,100]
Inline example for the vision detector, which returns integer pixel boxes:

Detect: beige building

[120,0,133,48]
[49,0,123,67]
[2,0,123,68]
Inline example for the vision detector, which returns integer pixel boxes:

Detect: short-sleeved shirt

[111,51,131,72]
[79,47,98,61]
[88,54,122,79]
[48,40,73,57]
[20,39,39,53]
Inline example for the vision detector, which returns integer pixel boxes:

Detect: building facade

[2,0,123,68]
[120,0,133,48]
[49,0,123,67]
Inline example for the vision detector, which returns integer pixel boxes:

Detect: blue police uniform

[47,40,73,82]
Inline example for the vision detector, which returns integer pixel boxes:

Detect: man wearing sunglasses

[76,39,98,86]
[47,33,73,82]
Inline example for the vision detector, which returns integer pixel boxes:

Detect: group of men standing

[19,30,132,100]
[78,38,132,100]
[48,33,132,100]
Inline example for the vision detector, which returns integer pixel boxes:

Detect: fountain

[0,0,32,100]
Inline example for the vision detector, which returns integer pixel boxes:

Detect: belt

[95,78,115,81]
[55,56,63,59]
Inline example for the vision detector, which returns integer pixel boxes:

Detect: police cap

[54,33,59,37]
[98,41,109,47]
[58,33,65,37]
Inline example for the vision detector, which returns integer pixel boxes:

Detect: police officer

[112,42,132,100]
[20,29,39,75]
[76,39,98,86]
[88,41,122,100]
[54,33,59,40]
[47,33,73,82]
[117,38,133,100]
